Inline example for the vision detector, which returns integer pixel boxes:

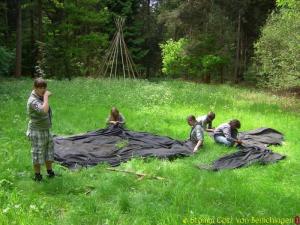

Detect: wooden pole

[99,30,118,76]
[234,10,241,83]
[109,26,119,78]
[121,36,136,78]
[104,20,119,78]
[123,38,139,78]
[120,26,132,78]
[106,168,165,180]
[114,18,120,78]
[119,19,126,79]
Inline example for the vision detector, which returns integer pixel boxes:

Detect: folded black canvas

[199,128,286,171]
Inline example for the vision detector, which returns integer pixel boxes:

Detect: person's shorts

[28,129,54,165]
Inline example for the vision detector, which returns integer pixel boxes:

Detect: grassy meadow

[0,78,299,225]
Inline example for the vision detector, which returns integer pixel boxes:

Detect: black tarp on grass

[199,128,286,171]
[54,126,286,170]
[54,126,194,168]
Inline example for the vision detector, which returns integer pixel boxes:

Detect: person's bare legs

[45,160,53,170]
[34,164,41,174]
[33,164,43,181]
[46,160,55,178]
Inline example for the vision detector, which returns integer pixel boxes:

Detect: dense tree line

[0,0,151,79]
[0,0,298,89]
[252,0,300,90]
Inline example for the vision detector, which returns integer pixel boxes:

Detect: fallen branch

[106,168,165,180]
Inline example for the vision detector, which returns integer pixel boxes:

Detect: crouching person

[196,111,216,132]
[106,107,126,128]
[213,119,243,147]
[187,115,204,153]
[27,78,55,181]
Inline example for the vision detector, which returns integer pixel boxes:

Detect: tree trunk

[4,0,9,43]
[15,0,22,77]
[37,0,43,41]
[36,0,44,76]
[64,21,71,80]
[203,73,211,83]
[30,0,35,76]
[220,66,224,83]
[239,30,245,82]
[234,10,241,83]
[242,34,248,80]
[146,0,151,78]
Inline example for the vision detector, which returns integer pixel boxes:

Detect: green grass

[0,78,299,225]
